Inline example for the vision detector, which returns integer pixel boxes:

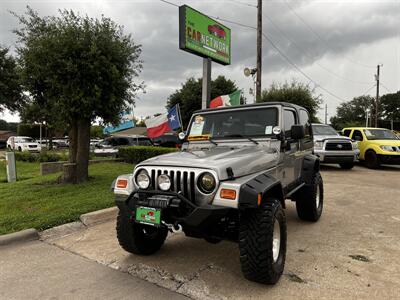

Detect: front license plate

[135,206,161,226]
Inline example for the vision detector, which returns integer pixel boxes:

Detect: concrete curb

[0,228,39,246]
[79,207,118,226]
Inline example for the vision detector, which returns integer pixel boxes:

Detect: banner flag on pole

[209,90,241,108]
[145,105,183,138]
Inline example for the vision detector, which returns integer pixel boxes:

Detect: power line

[226,0,257,8]
[361,84,376,96]
[263,12,375,85]
[159,0,178,7]
[284,0,376,69]
[159,0,347,102]
[380,82,393,94]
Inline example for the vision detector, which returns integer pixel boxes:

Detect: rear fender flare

[301,154,320,185]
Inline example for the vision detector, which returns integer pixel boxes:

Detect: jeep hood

[138,145,279,180]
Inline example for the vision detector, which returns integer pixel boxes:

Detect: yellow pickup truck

[342,127,400,168]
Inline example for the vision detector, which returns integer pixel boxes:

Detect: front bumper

[314,149,358,164]
[378,154,400,165]
[115,189,232,234]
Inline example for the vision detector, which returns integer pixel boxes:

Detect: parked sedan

[94,135,152,156]
[312,124,359,169]
[6,136,42,152]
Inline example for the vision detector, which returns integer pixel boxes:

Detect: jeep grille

[135,166,218,204]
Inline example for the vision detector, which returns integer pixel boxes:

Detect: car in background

[6,136,42,152]
[53,138,69,149]
[342,127,400,168]
[151,134,182,148]
[312,123,359,169]
[94,135,153,156]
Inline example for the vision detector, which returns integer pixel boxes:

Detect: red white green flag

[209,90,241,108]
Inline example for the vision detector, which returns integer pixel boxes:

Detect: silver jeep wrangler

[113,102,323,284]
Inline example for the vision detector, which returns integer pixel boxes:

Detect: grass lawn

[0,161,133,235]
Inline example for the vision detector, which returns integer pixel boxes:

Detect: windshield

[312,125,338,136]
[18,138,35,143]
[188,108,278,139]
[363,129,399,140]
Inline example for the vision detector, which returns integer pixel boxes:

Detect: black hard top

[194,102,305,114]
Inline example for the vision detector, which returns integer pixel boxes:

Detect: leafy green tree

[90,125,104,139]
[166,75,242,127]
[329,96,375,129]
[380,91,400,122]
[14,8,143,182]
[259,81,322,122]
[0,47,25,112]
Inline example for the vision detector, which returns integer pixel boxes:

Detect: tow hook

[172,223,183,233]
[161,221,183,233]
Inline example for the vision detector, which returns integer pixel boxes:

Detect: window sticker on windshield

[265,126,272,135]
[190,116,205,136]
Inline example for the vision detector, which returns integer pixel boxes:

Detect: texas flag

[209,90,241,108]
[145,105,182,138]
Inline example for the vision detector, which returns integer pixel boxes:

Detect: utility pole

[324,104,328,124]
[201,58,211,109]
[256,0,262,101]
[374,64,381,128]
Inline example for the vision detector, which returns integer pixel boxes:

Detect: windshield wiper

[223,134,259,145]
[208,138,218,145]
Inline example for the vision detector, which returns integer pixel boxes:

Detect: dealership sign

[179,5,231,65]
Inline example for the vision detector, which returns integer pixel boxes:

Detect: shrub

[13,151,68,163]
[118,146,177,164]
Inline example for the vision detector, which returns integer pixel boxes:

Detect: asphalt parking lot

[14,165,400,299]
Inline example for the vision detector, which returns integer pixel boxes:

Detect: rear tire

[339,163,354,169]
[239,198,286,284]
[116,209,168,255]
[365,150,380,169]
[294,172,323,222]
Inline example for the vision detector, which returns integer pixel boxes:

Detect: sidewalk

[0,240,187,300]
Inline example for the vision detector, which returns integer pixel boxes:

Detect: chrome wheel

[315,185,320,208]
[272,219,281,263]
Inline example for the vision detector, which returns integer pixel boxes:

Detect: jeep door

[281,108,302,189]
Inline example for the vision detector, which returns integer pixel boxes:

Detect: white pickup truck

[6,136,42,152]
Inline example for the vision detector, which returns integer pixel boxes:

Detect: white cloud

[0,0,399,124]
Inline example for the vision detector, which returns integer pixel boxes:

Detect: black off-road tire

[116,210,168,255]
[239,198,287,284]
[295,172,323,222]
[365,150,380,169]
[339,163,354,169]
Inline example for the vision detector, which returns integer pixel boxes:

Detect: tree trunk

[63,122,78,183]
[75,119,91,183]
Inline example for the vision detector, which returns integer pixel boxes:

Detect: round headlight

[198,172,216,194]
[136,170,150,189]
[158,174,171,191]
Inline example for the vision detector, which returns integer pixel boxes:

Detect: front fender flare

[238,173,284,209]
[301,154,320,185]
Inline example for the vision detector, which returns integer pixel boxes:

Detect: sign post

[6,152,16,183]
[179,5,231,109]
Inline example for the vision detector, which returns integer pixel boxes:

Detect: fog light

[158,174,171,191]
[136,170,150,189]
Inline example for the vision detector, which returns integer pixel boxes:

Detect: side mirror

[291,125,305,140]
[178,131,186,140]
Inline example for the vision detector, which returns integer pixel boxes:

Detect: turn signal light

[116,179,128,188]
[220,189,236,200]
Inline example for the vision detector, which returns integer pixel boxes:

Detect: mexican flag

[209,90,241,108]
